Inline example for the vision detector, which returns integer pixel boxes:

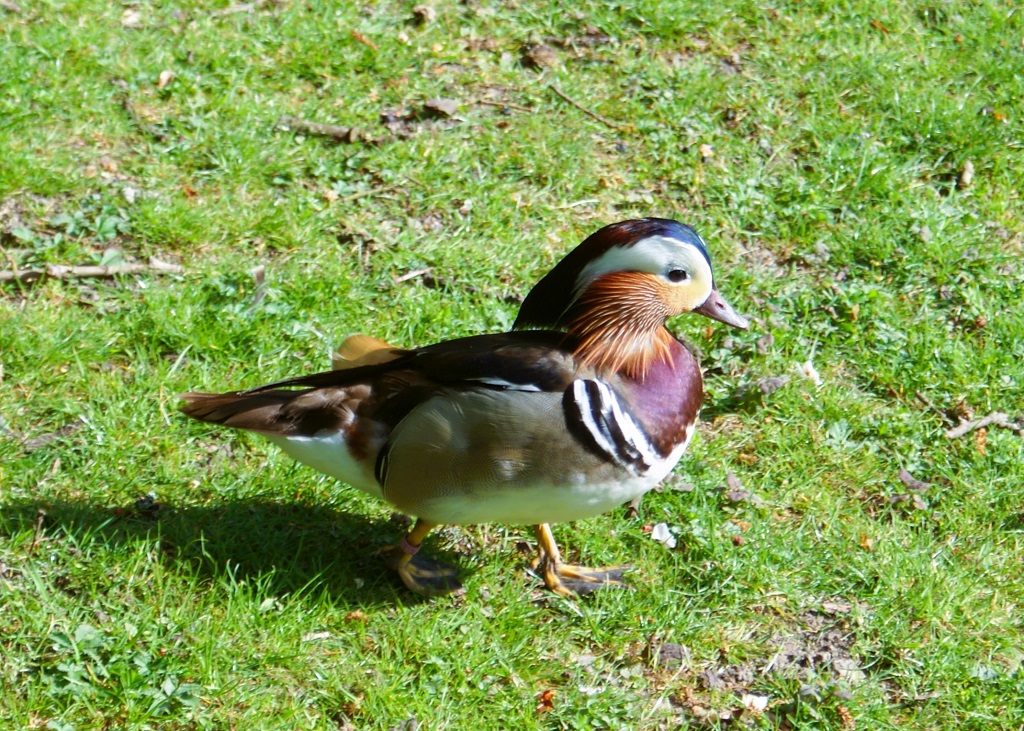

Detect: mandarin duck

[180,218,748,596]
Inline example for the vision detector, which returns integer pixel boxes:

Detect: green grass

[2,0,1023,728]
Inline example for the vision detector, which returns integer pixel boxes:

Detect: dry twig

[0,258,182,284]
[945,411,1023,439]
[27,509,46,557]
[915,390,955,426]
[548,84,627,132]
[276,115,375,144]
[116,90,168,142]
[394,267,433,284]
[245,264,268,312]
[337,183,401,203]
[475,99,535,114]
[395,267,523,305]
[211,0,272,17]
[350,29,378,50]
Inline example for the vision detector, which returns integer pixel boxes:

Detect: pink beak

[694,288,749,330]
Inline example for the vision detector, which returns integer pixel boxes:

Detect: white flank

[267,431,383,499]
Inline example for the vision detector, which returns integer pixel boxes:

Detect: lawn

[2,0,1023,728]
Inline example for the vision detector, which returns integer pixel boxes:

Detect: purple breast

[619,339,702,456]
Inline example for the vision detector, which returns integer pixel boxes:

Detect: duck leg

[531,523,631,596]
[379,518,463,596]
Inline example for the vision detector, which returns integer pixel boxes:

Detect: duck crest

[513,218,708,333]
[564,271,674,380]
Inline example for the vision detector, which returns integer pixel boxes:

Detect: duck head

[514,218,748,377]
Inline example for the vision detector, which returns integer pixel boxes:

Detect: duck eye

[667,269,688,283]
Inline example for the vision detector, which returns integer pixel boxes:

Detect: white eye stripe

[578,235,713,286]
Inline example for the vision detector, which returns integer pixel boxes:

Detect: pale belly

[266,395,694,527]
[408,420,694,525]
[271,429,657,524]
[417,472,654,526]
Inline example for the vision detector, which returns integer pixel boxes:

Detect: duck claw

[379,545,464,597]
[535,558,633,596]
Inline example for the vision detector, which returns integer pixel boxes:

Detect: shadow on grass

[0,496,472,608]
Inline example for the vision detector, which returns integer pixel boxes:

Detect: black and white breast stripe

[563,379,660,475]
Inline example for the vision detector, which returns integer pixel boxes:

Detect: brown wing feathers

[180,332,581,437]
[179,389,304,435]
[180,383,378,436]
[179,336,396,436]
